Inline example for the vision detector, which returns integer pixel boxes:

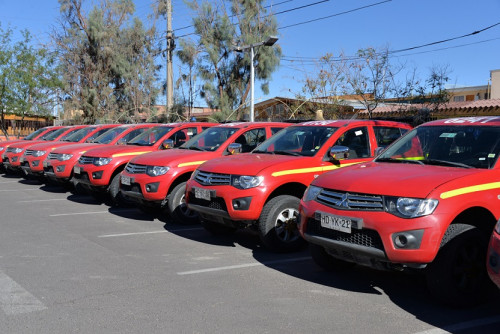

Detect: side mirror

[227,143,242,155]
[374,147,385,157]
[161,139,174,150]
[329,145,350,160]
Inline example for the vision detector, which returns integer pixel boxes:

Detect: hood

[129,148,213,166]
[311,161,480,198]
[0,139,24,147]
[197,153,310,176]
[51,142,104,155]
[9,140,47,149]
[81,144,155,158]
[25,141,73,151]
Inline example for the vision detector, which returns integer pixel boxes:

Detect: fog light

[92,171,103,179]
[56,165,66,172]
[145,182,160,193]
[392,230,424,249]
[232,197,252,210]
[12,157,18,162]
[32,160,39,167]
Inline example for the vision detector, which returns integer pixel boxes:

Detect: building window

[453,96,465,102]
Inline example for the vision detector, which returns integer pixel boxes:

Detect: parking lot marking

[177,256,310,275]
[0,270,47,315]
[0,188,39,192]
[50,208,137,217]
[0,181,21,184]
[413,315,500,334]
[18,198,67,203]
[98,227,203,238]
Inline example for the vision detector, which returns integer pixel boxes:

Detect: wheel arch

[265,182,308,204]
[449,206,496,236]
[167,172,192,198]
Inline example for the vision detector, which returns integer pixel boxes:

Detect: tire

[258,195,306,253]
[425,223,495,307]
[200,219,237,235]
[167,182,199,225]
[108,173,129,206]
[310,244,356,271]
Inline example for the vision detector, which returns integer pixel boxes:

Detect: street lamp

[234,36,278,122]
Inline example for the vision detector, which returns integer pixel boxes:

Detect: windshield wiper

[422,159,473,169]
[273,150,302,157]
[376,157,424,165]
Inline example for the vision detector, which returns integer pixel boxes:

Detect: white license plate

[121,175,131,186]
[20,157,25,163]
[74,166,82,174]
[43,161,48,168]
[319,212,355,234]
[194,187,211,201]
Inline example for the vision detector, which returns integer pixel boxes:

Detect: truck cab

[186,120,411,252]
[119,122,289,224]
[298,116,500,306]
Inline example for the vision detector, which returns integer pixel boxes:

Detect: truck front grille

[24,150,34,156]
[125,163,148,174]
[48,153,58,160]
[78,156,94,164]
[195,170,231,186]
[316,188,383,211]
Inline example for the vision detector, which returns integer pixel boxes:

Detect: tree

[180,0,281,121]
[0,25,61,139]
[54,0,160,124]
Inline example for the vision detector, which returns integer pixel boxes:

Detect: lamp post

[234,36,278,122]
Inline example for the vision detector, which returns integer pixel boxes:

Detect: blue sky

[1,0,500,107]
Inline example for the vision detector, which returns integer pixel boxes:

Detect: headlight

[303,185,321,202]
[495,220,500,234]
[385,197,438,218]
[93,157,112,166]
[231,175,263,189]
[33,150,46,157]
[58,154,73,161]
[146,166,169,177]
[12,148,23,154]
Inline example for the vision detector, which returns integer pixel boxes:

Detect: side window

[374,126,404,148]
[121,128,145,143]
[86,128,110,142]
[170,129,188,147]
[335,127,370,159]
[271,127,284,135]
[235,128,266,152]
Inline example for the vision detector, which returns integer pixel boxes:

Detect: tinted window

[335,127,370,159]
[127,126,174,146]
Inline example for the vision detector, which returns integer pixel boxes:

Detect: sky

[1,0,500,107]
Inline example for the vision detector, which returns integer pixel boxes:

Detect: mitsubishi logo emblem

[334,193,349,208]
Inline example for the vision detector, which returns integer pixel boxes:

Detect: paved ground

[0,173,499,334]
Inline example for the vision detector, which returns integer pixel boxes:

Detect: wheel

[258,195,306,253]
[310,244,356,271]
[167,182,199,225]
[108,173,129,206]
[425,224,495,307]
[200,219,237,235]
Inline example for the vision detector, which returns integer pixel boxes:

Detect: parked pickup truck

[488,220,500,289]
[21,124,118,178]
[3,126,74,173]
[298,116,500,306]
[73,122,216,204]
[0,126,60,173]
[44,123,158,185]
[120,122,290,224]
[186,120,411,252]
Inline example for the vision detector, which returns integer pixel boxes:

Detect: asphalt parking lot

[0,173,499,334]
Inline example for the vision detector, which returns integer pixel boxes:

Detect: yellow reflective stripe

[440,182,500,199]
[112,151,150,158]
[177,160,206,168]
[396,156,424,160]
[271,162,360,177]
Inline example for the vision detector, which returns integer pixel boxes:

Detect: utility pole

[166,0,174,118]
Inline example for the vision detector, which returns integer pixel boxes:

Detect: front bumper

[72,164,111,187]
[119,171,173,203]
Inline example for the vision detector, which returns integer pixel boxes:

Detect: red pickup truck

[120,122,290,224]
[0,126,59,173]
[44,124,158,185]
[73,122,216,204]
[3,126,74,173]
[488,220,500,289]
[186,120,411,252]
[21,124,118,178]
[298,116,499,306]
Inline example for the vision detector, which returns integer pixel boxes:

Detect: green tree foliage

[180,0,281,121]
[0,25,61,139]
[55,0,160,124]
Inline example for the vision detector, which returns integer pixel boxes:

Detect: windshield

[181,127,239,151]
[376,125,500,169]
[43,128,68,141]
[254,126,338,157]
[127,126,173,146]
[24,127,46,140]
[93,126,128,144]
[64,127,96,142]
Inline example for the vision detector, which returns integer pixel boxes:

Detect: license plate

[121,175,131,186]
[43,161,48,168]
[194,187,211,201]
[74,166,82,174]
[318,212,357,234]
[20,157,25,163]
